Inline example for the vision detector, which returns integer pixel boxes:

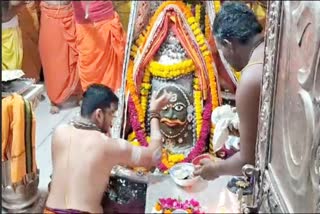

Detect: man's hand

[193,159,220,180]
[149,90,172,113]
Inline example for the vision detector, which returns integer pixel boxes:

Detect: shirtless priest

[44,84,172,214]
[194,2,265,179]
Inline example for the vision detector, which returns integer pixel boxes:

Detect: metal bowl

[169,163,200,187]
[191,153,212,165]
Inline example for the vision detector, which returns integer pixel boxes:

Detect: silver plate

[2,78,35,98]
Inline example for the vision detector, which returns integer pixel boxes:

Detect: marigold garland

[193,78,202,138]
[161,149,185,170]
[129,1,220,115]
[205,14,210,40]
[130,1,215,97]
[147,59,195,79]
[128,132,136,141]
[140,68,151,123]
[127,61,145,125]
[186,3,192,13]
[209,124,216,154]
[186,16,219,108]
[126,1,220,171]
[195,4,201,24]
[179,7,220,157]
[214,0,221,13]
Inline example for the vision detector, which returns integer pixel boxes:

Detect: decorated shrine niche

[134,1,211,42]
[123,1,221,172]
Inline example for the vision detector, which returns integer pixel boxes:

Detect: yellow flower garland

[128,132,136,141]
[140,68,151,123]
[186,17,219,109]
[214,0,221,13]
[195,4,201,24]
[187,13,220,156]
[193,78,202,138]
[147,59,195,79]
[161,149,185,171]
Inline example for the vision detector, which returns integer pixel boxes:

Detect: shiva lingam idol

[124,1,220,172]
[104,2,221,212]
[146,31,196,156]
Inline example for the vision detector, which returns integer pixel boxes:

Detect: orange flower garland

[205,14,211,40]
[186,3,192,13]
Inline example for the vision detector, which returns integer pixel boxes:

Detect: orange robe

[17,2,41,81]
[39,2,81,105]
[2,94,37,184]
[73,1,126,92]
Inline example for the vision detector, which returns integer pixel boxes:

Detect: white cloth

[2,15,19,30]
[211,105,240,151]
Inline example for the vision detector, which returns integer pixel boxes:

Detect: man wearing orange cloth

[113,1,131,32]
[72,1,127,93]
[39,1,82,114]
[16,1,42,81]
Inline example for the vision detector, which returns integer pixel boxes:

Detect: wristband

[149,112,161,121]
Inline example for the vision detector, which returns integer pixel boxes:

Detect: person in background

[44,84,172,213]
[39,1,82,114]
[194,2,264,179]
[72,1,126,93]
[244,0,267,29]
[2,1,23,70]
[17,1,42,81]
[113,1,131,32]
